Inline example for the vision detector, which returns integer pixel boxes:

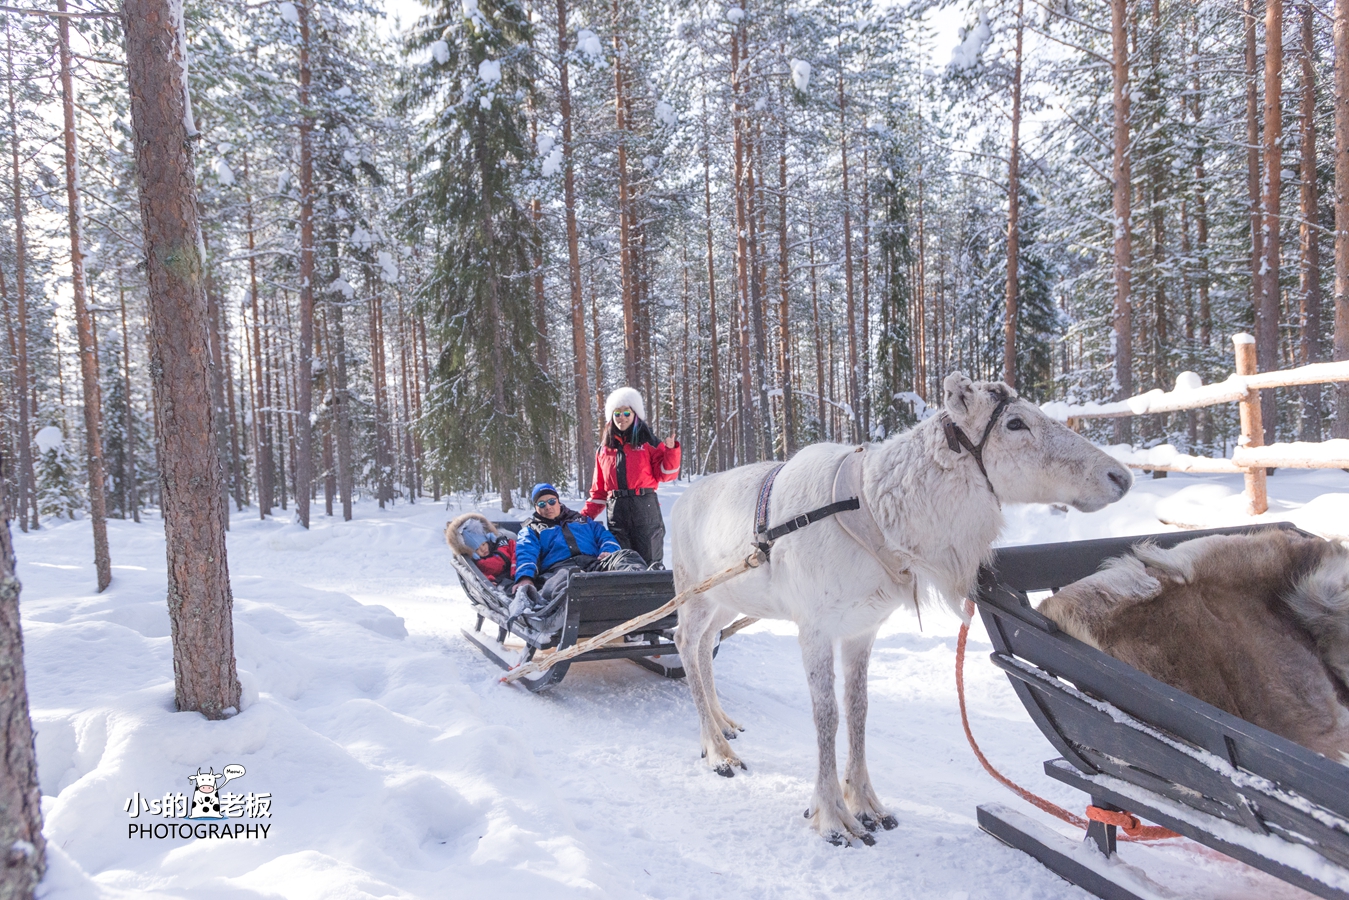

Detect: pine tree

[404,0,560,508]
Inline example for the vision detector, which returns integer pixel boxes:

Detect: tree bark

[295,0,315,528]
[702,101,724,471]
[0,475,44,900]
[613,0,637,389]
[1005,0,1025,388]
[123,0,241,718]
[241,149,273,515]
[777,122,795,455]
[58,0,110,590]
[1299,0,1324,439]
[118,282,139,523]
[4,23,34,533]
[1111,0,1133,443]
[838,67,859,442]
[1336,0,1349,438]
[1259,0,1285,442]
[556,0,594,484]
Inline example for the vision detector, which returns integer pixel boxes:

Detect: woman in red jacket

[582,387,680,568]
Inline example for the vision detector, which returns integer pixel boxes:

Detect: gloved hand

[513,581,542,609]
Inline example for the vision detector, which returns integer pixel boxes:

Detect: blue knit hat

[530,483,560,505]
[458,518,492,556]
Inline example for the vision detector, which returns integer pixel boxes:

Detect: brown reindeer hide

[1038,530,1349,761]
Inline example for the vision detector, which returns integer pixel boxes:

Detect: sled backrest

[566,570,677,637]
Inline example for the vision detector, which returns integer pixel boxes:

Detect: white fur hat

[605,386,645,422]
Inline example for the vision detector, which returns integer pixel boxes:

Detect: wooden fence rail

[1042,334,1349,515]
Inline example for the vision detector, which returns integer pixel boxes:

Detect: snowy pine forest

[1,0,1347,516]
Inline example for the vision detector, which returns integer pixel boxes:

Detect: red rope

[957,599,1180,842]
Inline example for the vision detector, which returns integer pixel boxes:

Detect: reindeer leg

[841,630,897,833]
[800,627,870,846]
[676,597,744,776]
[701,606,744,738]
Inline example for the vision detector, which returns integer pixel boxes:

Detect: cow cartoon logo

[188,764,245,820]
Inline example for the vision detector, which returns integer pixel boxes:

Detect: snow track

[19,469,1349,898]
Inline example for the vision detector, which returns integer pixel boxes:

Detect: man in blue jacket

[513,483,645,610]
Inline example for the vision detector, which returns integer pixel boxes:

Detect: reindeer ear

[943,372,974,415]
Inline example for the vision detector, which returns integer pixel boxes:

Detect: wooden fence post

[1233,333,1269,515]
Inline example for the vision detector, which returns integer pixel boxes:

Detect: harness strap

[940,395,1011,498]
[753,462,860,558]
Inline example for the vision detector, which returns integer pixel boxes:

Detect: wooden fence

[1043,334,1349,515]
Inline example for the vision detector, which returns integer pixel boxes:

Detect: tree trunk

[1259,0,1285,443]
[1111,0,1133,443]
[556,0,594,484]
[0,474,44,900]
[1336,0,1349,438]
[1005,0,1025,388]
[702,102,724,471]
[743,119,774,460]
[613,0,637,388]
[118,282,139,523]
[295,1,315,528]
[1300,0,1324,439]
[204,245,231,529]
[777,123,795,455]
[838,68,859,442]
[123,0,241,718]
[241,150,273,516]
[4,23,34,533]
[58,0,110,590]
[809,212,826,439]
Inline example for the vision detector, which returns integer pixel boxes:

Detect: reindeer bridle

[940,394,1012,498]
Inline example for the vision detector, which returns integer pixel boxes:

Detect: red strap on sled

[957,599,1180,843]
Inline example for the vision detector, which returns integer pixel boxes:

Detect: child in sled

[446,513,517,586]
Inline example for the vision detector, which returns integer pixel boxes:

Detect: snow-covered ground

[16,466,1349,899]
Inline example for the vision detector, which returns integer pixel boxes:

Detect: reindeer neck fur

[862,416,1004,605]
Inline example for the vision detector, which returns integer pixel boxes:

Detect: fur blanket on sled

[1038,530,1349,761]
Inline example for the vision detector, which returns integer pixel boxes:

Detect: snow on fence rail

[1039,333,1349,515]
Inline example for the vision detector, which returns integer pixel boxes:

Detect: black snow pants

[606,490,665,567]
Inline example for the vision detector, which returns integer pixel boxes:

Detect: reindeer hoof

[714,762,736,778]
[857,813,878,832]
[880,815,898,831]
[722,728,737,740]
[858,831,876,847]
[824,830,847,847]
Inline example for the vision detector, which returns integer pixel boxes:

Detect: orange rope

[957,599,1180,842]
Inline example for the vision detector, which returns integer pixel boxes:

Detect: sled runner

[973,522,1349,900]
[451,519,717,692]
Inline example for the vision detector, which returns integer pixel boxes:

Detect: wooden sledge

[450,520,718,692]
[973,522,1349,900]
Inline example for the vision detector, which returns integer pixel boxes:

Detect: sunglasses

[535,498,559,509]
[613,409,634,419]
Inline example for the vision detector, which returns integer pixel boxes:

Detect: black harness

[939,395,1012,498]
[753,463,860,559]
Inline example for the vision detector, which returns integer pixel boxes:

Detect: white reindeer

[671,373,1132,846]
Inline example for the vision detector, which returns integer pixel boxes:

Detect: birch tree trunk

[58,0,111,591]
[123,0,242,718]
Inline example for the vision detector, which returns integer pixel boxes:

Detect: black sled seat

[451,520,713,692]
[973,522,1349,900]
